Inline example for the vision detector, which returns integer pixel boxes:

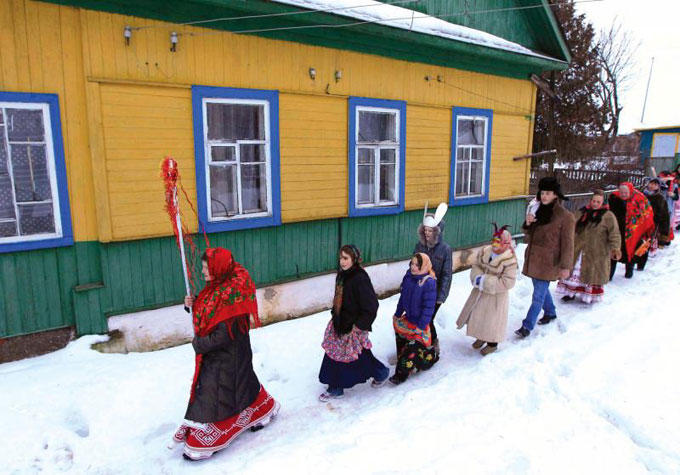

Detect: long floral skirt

[556,254,604,304]
[171,385,279,460]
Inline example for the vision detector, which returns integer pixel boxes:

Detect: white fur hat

[423,202,448,228]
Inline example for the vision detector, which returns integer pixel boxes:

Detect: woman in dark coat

[318,244,389,401]
[171,248,279,461]
[643,177,670,255]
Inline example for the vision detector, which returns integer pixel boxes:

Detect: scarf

[612,182,655,262]
[190,247,259,402]
[413,252,436,279]
[576,204,610,233]
[535,200,556,226]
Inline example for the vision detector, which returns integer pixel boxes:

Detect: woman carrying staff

[171,248,279,461]
[557,190,621,303]
[318,244,389,401]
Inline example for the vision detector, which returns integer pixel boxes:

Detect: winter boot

[472,339,485,350]
[561,295,575,302]
[537,314,557,325]
[319,387,344,402]
[480,343,498,356]
[514,327,530,338]
[389,373,408,386]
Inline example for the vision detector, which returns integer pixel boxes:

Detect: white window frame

[0,102,64,244]
[201,98,273,222]
[454,115,489,199]
[354,105,401,208]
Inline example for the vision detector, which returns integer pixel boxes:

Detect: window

[349,97,406,217]
[651,133,679,158]
[192,86,280,232]
[449,107,493,206]
[0,92,72,253]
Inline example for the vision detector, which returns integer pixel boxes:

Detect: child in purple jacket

[390,253,439,385]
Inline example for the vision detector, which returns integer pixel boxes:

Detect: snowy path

[2,244,679,474]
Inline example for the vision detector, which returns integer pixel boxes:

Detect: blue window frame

[449,107,493,207]
[192,86,281,233]
[348,97,406,217]
[0,91,73,253]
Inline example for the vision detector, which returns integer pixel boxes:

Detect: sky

[576,0,680,133]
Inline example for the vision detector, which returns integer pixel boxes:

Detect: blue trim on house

[348,97,406,217]
[191,86,281,233]
[0,91,73,254]
[449,106,494,207]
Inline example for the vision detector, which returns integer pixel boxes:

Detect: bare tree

[595,21,639,146]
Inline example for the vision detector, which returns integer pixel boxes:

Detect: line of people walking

[169,170,679,461]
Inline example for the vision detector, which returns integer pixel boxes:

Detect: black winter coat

[608,194,631,262]
[645,191,670,237]
[414,220,453,303]
[184,317,261,424]
[331,266,379,335]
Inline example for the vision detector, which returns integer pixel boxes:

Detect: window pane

[379,163,396,202]
[209,165,238,217]
[457,119,485,146]
[471,147,484,161]
[241,164,267,214]
[206,103,265,141]
[379,148,396,164]
[210,146,236,162]
[18,202,55,235]
[455,159,469,196]
[470,161,484,195]
[358,111,396,142]
[357,164,375,205]
[6,109,45,142]
[11,145,52,203]
[358,148,373,164]
[0,221,17,237]
[241,144,265,163]
[0,131,15,220]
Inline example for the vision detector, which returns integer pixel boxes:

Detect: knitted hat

[536,176,568,201]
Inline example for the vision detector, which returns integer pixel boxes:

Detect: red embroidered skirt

[172,385,279,460]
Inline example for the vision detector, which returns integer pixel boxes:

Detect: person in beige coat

[457,225,518,355]
[556,190,622,303]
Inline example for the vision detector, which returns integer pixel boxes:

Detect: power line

[437,78,534,115]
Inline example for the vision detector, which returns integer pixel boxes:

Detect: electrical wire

[437,78,534,115]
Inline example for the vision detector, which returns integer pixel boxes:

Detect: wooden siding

[0,0,98,241]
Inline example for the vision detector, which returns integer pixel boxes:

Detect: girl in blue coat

[390,253,439,385]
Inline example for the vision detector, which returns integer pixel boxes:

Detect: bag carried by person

[393,315,432,347]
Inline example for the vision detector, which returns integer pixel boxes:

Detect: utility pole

[641,57,655,123]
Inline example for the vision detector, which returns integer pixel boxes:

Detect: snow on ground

[2,244,680,474]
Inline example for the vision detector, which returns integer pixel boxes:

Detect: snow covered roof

[270,0,564,62]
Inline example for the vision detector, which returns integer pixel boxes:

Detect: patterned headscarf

[193,248,260,338]
[612,182,655,261]
[412,252,436,279]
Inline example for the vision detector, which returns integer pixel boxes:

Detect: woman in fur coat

[456,225,518,355]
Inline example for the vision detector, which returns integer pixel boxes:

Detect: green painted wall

[0,198,526,338]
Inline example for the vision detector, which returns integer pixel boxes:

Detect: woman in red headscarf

[170,248,280,461]
[608,182,655,279]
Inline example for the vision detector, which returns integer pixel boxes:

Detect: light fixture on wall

[170,32,178,52]
[124,25,132,46]
[334,70,342,82]
[308,67,317,80]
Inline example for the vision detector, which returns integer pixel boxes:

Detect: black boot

[514,327,530,338]
[561,295,575,302]
[537,314,557,325]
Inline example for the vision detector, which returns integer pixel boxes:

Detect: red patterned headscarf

[612,182,655,261]
[193,248,260,338]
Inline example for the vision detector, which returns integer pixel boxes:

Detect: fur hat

[536,176,568,201]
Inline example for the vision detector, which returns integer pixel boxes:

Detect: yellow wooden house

[0,0,570,338]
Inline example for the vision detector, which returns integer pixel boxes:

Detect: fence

[530,168,646,194]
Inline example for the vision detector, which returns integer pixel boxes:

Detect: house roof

[42,0,570,79]
[634,125,680,132]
